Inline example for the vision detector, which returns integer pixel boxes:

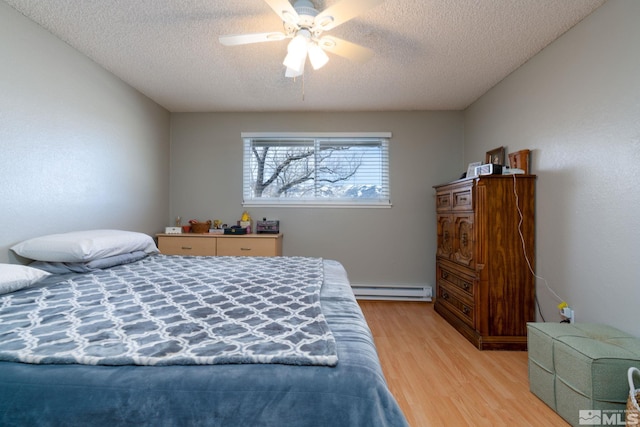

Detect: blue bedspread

[0,258,408,427]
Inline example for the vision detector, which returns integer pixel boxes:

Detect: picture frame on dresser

[485,146,506,165]
[509,149,531,174]
[466,162,481,179]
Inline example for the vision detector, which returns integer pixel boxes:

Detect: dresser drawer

[437,284,475,328]
[158,236,216,256]
[452,185,473,210]
[216,236,281,257]
[437,263,475,299]
[436,191,452,212]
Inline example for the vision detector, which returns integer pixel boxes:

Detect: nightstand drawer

[216,237,282,257]
[158,236,216,256]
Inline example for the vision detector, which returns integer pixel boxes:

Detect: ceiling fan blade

[264,0,299,25]
[313,0,384,31]
[318,36,374,63]
[219,32,287,46]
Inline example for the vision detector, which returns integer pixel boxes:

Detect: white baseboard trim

[351,283,433,302]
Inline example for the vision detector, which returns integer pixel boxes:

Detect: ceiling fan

[219,0,383,78]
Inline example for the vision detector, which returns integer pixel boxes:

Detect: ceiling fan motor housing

[293,0,319,27]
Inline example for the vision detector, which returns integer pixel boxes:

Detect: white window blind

[242,132,391,207]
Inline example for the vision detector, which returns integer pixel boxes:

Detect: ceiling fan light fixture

[283,31,309,73]
[220,0,381,79]
[308,42,329,70]
[285,66,304,78]
[288,30,310,54]
[283,50,306,73]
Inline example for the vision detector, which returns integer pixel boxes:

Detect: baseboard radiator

[351,283,432,302]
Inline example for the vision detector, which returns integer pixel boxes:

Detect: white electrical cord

[512,173,564,304]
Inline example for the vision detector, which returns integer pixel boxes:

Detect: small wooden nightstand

[156,233,282,257]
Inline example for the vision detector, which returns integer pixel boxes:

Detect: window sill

[242,200,392,209]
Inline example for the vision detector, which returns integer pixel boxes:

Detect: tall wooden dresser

[433,175,536,350]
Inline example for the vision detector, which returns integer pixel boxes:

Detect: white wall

[0,1,171,263]
[464,0,640,335]
[170,111,463,288]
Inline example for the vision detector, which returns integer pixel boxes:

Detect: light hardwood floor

[358,301,569,427]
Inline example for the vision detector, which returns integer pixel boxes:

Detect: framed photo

[508,149,531,174]
[485,147,506,165]
[466,161,481,179]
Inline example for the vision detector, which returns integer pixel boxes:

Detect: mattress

[0,256,408,427]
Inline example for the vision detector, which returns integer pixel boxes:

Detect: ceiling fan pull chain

[291,74,305,101]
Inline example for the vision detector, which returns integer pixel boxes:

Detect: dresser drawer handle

[442,271,449,280]
[442,292,449,300]
[181,246,192,250]
[240,247,252,251]
[462,305,471,315]
[462,282,470,291]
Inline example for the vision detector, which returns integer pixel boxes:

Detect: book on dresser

[433,175,536,350]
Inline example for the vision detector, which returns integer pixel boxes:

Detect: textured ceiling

[5,0,607,112]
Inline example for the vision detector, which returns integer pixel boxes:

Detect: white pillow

[11,229,159,262]
[0,264,51,295]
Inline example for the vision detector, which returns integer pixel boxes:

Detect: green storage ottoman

[554,335,640,426]
[527,323,640,427]
[528,360,556,410]
[527,323,590,410]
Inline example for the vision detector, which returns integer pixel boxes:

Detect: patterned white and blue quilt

[0,255,338,367]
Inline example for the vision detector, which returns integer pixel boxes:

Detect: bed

[0,230,408,426]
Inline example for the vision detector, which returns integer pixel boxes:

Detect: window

[242,132,391,207]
